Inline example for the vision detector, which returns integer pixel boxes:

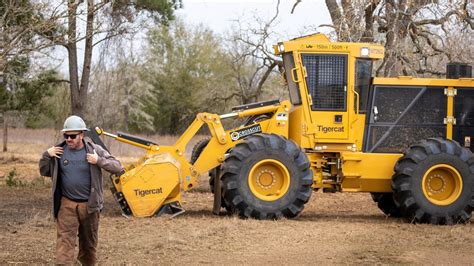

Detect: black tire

[190,138,228,209]
[370,193,402,217]
[392,138,474,225]
[221,134,313,219]
[191,138,211,164]
[190,138,217,192]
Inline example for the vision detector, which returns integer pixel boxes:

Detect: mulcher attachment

[110,175,132,217]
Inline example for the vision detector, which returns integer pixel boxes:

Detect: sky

[51,0,333,75]
[175,0,332,39]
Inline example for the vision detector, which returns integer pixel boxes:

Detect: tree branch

[291,0,302,14]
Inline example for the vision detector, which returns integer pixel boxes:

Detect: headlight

[360,47,370,57]
[278,43,285,52]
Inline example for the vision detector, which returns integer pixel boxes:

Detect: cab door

[300,53,349,140]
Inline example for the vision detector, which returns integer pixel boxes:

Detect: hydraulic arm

[96,100,290,217]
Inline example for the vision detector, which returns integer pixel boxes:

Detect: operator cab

[274,34,384,149]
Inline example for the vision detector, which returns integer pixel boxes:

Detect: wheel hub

[248,159,290,201]
[256,170,276,189]
[426,174,445,194]
[422,164,463,206]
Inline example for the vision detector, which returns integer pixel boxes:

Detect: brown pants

[56,197,99,265]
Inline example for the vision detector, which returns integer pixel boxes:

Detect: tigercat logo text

[317,125,344,133]
[134,188,163,197]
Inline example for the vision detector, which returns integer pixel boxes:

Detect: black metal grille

[302,54,347,110]
[365,86,447,153]
[367,125,446,153]
[453,88,474,151]
[372,87,421,123]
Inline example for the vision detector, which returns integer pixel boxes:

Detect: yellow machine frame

[273,34,474,193]
[98,33,474,221]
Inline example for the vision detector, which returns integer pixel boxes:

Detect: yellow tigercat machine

[97,34,474,225]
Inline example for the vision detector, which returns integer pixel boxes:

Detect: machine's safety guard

[119,153,181,217]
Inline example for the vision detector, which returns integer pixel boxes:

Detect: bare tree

[293,0,473,77]
[0,1,58,76]
[88,35,155,132]
[37,0,180,117]
[0,1,65,151]
[225,0,285,105]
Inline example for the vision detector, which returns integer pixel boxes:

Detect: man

[39,115,124,265]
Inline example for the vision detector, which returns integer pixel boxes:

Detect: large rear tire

[370,193,402,217]
[392,138,474,224]
[221,134,313,219]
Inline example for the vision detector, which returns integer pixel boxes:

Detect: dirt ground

[0,128,473,264]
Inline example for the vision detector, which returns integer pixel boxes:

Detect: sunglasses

[63,133,81,140]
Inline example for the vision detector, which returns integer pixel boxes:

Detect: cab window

[355,59,373,113]
[301,54,347,111]
[282,53,302,105]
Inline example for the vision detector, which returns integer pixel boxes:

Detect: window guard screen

[453,88,474,152]
[364,86,447,153]
[301,54,347,111]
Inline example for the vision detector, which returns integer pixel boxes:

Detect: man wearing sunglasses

[39,115,124,265]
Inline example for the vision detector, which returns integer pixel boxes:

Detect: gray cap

[62,115,89,132]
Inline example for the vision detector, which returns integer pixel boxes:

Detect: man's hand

[47,146,63,158]
[87,149,99,165]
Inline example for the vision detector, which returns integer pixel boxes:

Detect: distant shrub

[6,168,26,187]
[3,169,51,188]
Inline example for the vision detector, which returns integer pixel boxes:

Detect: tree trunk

[67,0,94,118]
[361,0,380,42]
[341,0,356,41]
[325,0,346,41]
[3,113,7,152]
[123,101,129,132]
[382,0,400,77]
[78,0,94,118]
[67,1,81,116]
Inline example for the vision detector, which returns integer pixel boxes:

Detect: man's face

[63,131,84,150]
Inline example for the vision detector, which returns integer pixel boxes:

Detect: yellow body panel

[340,152,402,192]
[446,86,455,140]
[274,33,385,59]
[352,114,366,151]
[373,77,473,86]
[288,106,312,148]
[119,153,181,217]
[309,110,349,140]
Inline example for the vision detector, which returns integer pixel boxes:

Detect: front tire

[392,138,474,224]
[221,134,313,219]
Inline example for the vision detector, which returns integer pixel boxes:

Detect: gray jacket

[39,137,124,218]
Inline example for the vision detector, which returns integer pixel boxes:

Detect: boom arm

[94,100,290,218]
[96,100,289,191]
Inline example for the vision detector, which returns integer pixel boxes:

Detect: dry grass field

[0,128,473,264]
